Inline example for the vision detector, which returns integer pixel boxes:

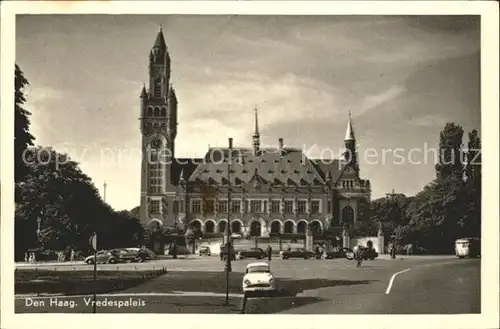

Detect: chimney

[229,137,233,149]
[278,138,284,150]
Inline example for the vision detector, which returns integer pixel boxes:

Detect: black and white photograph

[1,1,498,328]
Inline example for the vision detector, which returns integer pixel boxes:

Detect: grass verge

[15,268,167,296]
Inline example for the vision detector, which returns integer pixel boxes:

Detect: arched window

[147,107,153,117]
[160,108,167,117]
[297,221,307,234]
[270,221,281,234]
[154,107,160,117]
[205,221,215,234]
[284,221,294,234]
[190,220,202,232]
[160,123,166,131]
[231,221,241,233]
[218,221,226,233]
[341,206,354,226]
[250,221,261,237]
[309,221,322,235]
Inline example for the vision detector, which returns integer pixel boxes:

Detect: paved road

[15,257,480,314]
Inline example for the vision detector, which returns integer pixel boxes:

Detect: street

[15,256,480,314]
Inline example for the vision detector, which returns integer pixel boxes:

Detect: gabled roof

[187,147,329,186]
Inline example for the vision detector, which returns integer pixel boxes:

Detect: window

[327,200,332,213]
[173,200,179,213]
[250,200,262,213]
[150,200,161,214]
[148,152,163,193]
[160,108,166,117]
[217,200,228,213]
[263,200,268,213]
[154,79,162,97]
[231,200,241,213]
[154,108,160,116]
[310,200,320,214]
[203,199,214,214]
[191,200,201,214]
[244,200,249,213]
[297,200,307,214]
[284,200,293,213]
[271,200,281,213]
[147,108,153,117]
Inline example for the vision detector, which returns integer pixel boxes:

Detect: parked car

[110,249,143,263]
[360,247,378,260]
[242,262,276,296]
[237,248,266,260]
[85,250,124,264]
[124,248,157,261]
[323,247,353,259]
[455,237,481,258]
[198,245,211,256]
[279,248,314,259]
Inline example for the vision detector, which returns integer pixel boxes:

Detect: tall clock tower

[139,27,178,232]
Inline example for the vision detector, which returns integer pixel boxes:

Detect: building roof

[171,147,346,187]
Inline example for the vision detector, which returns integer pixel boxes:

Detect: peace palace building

[139,29,371,238]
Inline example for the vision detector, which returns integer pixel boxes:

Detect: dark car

[324,247,353,259]
[280,248,314,259]
[361,247,378,260]
[237,248,266,260]
[124,248,157,262]
[85,250,125,264]
[111,249,142,263]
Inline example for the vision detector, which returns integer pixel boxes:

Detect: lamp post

[225,137,233,305]
[385,189,398,258]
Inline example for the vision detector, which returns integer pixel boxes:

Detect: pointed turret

[343,111,359,174]
[140,84,148,98]
[252,107,260,155]
[152,25,167,51]
[344,111,355,141]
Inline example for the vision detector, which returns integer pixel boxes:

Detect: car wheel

[109,258,117,264]
[86,259,94,265]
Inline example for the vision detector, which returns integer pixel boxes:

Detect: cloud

[360,85,406,114]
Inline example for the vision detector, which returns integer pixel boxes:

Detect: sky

[16,15,481,211]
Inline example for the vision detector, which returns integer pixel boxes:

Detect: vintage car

[124,248,157,261]
[85,250,126,264]
[323,247,354,259]
[242,262,276,295]
[279,248,314,259]
[237,248,266,260]
[198,245,211,256]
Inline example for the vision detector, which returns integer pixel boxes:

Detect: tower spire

[252,107,260,155]
[344,111,355,141]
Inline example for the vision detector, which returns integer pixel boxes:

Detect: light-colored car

[242,262,276,295]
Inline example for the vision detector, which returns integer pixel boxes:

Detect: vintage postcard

[1,1,498,329]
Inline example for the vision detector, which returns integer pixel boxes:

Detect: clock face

[151,138,162,149]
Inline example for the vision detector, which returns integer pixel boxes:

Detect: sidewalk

[15,261,85,267]
[377,254,456,260]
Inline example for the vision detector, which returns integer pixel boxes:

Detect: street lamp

[385,189,398,258]
[225,137,233,305]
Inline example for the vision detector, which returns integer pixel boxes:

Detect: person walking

[220,244,224,261]
[267,245,272,261]
[171,242,178,259]
[70,248,75,262]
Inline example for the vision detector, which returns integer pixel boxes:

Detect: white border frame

[1,2,498,329]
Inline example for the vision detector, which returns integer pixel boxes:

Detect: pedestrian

[24,252,28,263]
[267,245,272,261]
[220,244,224,261]
[315,245,321,259]
[171,242,178,259]
[70,248,75,262]
[355,245,363,268]
[239,292,248,314]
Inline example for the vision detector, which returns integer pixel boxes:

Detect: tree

[435,122,465,181]
[461,130,481,237]
[15,64,35,183]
